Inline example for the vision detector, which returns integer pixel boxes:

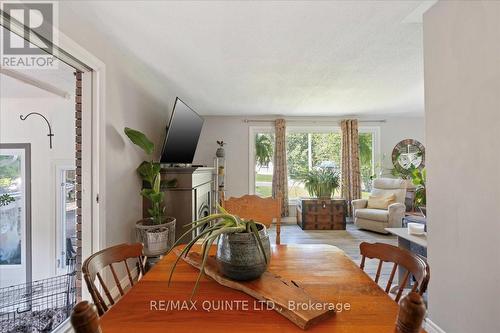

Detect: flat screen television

[160,97,204,164]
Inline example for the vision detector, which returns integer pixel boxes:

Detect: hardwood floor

[267,221,399,290]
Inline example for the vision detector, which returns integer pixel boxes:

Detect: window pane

[311,133,341,169]
[64,170,77,268]
[359,132,374,197]
[286,132,342,200]
[254,133,274,197]
[286,133,309,199]
[0,148,29,287]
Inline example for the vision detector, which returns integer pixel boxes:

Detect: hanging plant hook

[20,112,54,149]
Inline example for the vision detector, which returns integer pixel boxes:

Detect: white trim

[55,30,107,256]
[0,68,71,99]
[425,318,447,333]
[51,28,106,301]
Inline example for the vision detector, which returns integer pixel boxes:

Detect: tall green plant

[124,127,176,224]
[411,167,426,207]
[301,167,340,198]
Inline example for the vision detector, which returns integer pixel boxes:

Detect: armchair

[352,178,407,233]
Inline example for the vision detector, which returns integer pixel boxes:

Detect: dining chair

[359,242,430,302]
[82,243,146,315]
[71,301,102,333]
[223,194,282,244]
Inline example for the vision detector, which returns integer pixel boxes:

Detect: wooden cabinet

[296,198,346,230]
[143,167,214,243]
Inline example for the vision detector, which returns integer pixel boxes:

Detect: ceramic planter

[215,223,271,281]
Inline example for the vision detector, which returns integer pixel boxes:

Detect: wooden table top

[100,244,425,332]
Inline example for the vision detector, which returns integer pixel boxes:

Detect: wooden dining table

[100,244,425,332]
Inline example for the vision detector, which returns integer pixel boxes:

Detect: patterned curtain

[272,119,289,216]
[341,119,361,216]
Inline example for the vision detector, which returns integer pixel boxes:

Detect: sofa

[352,178,407,234]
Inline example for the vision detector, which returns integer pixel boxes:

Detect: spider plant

[165,205,268,298]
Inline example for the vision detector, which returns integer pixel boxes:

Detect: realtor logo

[1,1,58,68]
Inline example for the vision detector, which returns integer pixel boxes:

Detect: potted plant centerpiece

[124,127,177,256]
[302,167,341,199]
[296,167,345,230]
[166,205,270,298]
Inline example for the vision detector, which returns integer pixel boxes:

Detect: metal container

[215,223,271,281]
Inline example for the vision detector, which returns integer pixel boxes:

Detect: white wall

[0,93,75,283]
[424,1,500,332]
[194,116,425,198]
[59,3,177,247]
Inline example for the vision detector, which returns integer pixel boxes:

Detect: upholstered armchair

[352,178,407,234]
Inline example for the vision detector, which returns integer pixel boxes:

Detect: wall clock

[392,139,425,173]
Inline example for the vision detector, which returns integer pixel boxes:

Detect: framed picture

[0,143,31,287]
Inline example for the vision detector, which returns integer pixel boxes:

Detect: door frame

[56,31,107,266]
[0,0,106,304]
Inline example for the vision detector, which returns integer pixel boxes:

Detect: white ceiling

[62,1,432,116]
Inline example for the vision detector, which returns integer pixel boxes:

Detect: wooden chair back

[223,194,282,244]
[82,243,146,315]
[71,301,102,333]
[359,242,430,302]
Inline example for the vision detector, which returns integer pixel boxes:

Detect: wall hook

[20,112,54,149]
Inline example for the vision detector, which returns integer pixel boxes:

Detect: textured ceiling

[61,1,432,116]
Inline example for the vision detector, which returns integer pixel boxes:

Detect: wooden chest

[296,198,346,230]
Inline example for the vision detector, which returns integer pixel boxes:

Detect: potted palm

[166,205,270,298]
[124,127,177,256]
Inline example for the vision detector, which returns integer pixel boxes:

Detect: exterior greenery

[286,132,373,190]
[255,133,274,168]
[0,193,15,207]
[124,127,176,225]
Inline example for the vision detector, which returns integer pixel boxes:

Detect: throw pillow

[367,194,396,210]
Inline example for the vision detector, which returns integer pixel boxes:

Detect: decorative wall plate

[392,139,425,173]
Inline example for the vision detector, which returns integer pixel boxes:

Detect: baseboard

[425,318,446,333]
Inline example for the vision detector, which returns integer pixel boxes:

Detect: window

[359,132,374,197]
[253,132,274,197]
[286,130,343,200]
[0,144,31,288]
[56,166,77,275]
[251,126,379,202]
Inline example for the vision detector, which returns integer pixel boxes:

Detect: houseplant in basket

[124,127,177,256]
[301,167,340,199]
[166,205,270,298]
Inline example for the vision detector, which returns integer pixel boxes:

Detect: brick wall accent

[75,71,82,300]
